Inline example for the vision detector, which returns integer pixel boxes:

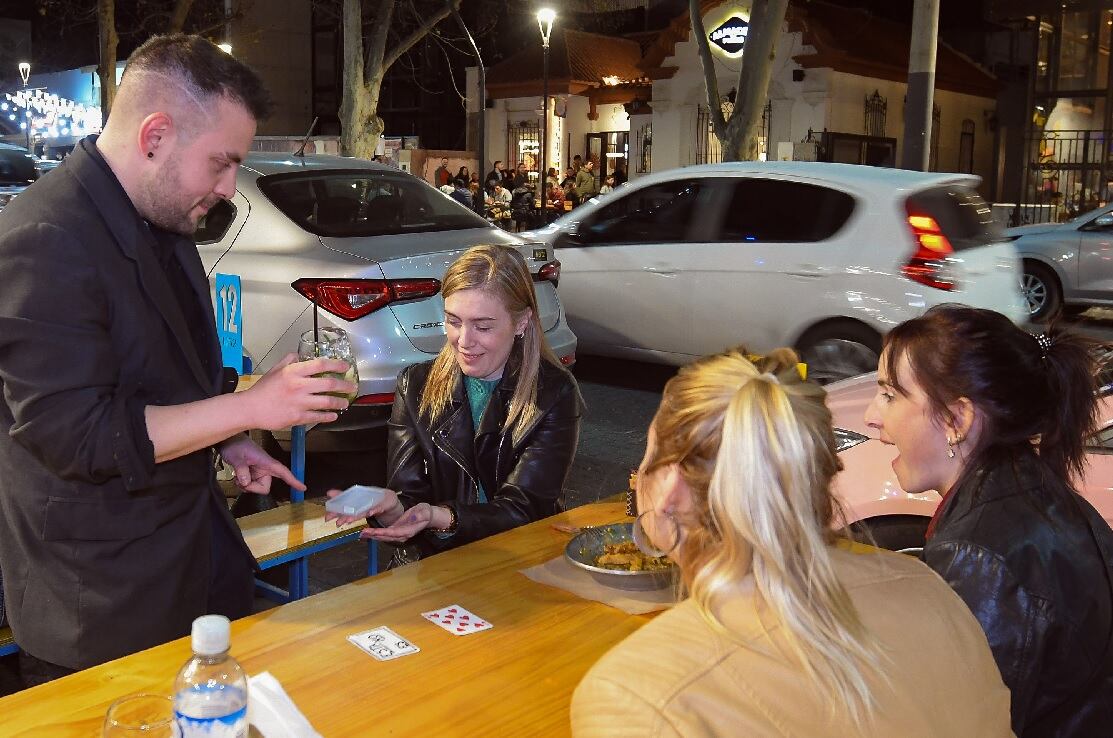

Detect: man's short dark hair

[125,34,273,120]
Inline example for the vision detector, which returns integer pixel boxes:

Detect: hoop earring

[632,509,681,558]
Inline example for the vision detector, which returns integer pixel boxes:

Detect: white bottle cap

[191,614,231,656]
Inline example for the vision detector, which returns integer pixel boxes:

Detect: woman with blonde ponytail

[572,347,1011,737]
[327,244,582,563]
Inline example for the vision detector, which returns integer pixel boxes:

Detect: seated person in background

[865,305,1113,737]
[572,347,1012,737]
[328,245,582,564]
[449,178,472,208]
[598,174,616,194]
[545,183,565,215]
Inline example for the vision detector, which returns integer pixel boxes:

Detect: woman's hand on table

[323,487,405,527]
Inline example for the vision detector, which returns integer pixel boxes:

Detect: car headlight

[834,428,869,453]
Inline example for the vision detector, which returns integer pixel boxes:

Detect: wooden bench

[0,626,16,658]
[237,500,377,602]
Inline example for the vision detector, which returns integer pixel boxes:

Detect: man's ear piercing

[147,152,154,159]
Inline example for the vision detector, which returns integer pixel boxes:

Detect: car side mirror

[1094,214,1113,229]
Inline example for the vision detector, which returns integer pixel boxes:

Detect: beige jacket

[572,546,1014,738]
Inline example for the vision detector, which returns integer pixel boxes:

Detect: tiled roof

[487,28,645,89]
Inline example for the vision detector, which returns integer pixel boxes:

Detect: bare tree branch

[98,0,118,116]
[382,0,459,72]
[689,0,727,143]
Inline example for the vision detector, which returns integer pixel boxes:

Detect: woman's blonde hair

[419,244,560,442]
[645,347,883,726]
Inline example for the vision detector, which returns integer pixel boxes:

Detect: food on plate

[593,542,673,572]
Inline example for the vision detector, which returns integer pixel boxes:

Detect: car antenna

[294,116,319,157]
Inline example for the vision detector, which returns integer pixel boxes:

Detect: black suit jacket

[0,137,254,669]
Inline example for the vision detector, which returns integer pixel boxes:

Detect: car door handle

[644,266,677,276]
[785,264,825,278]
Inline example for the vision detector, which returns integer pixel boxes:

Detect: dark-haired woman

[865,305,1113,737]
[328,245,582,561]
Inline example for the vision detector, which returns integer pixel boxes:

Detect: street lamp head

[18,62,30,85]
[537,8,556,47]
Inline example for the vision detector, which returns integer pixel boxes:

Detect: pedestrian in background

[865,305,1113,737]
[574,160,597,204]
[599,174,616,195]
[0,34,354,687]
[434,157,451,187]
[327,245,582,566]
[456,165,470,183]
[485,160,503,190]
[574,348,1012,737]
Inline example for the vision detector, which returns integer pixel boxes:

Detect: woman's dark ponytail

[1037,323,1102,482]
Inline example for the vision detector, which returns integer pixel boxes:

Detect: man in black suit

[0,35,354,687]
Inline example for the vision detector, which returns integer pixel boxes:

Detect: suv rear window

[715,178,856,242]
[257,170,489,237]
[905,186,1003,251]
[0,148,38,186]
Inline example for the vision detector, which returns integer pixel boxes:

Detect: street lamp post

[18,62,30,152]
[537,8,555,225]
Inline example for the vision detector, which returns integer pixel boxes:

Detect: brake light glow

[535,260,561,285]
[354,393,395,406]
[903,210,957,291]
[291,278,441,321]
[559,353,576,366]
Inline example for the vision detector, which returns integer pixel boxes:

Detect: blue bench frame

[253,425,379,603]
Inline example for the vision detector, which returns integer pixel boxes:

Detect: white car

[526,162,1026,382]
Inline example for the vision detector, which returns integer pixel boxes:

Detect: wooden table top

[0,499,650,737]
[238,501,366,565]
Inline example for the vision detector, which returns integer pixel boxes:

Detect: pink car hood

[827,372,1113,530]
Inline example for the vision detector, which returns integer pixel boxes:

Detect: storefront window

[507,121,540,175]
[1058,11,1101,91]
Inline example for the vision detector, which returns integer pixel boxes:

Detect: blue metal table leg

[367,540,378,576]
[288,424,308,598]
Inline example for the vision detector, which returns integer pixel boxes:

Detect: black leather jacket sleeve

[453,380,581,546]
[925,539,1054,731]
[386,371,436,508]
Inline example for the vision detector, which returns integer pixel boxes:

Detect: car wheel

[852,517,929,556]
[797,323,882,385]
[1022,262,1062,321]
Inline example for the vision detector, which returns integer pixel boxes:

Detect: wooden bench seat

[238,501,366,568]
[0,625,16,657]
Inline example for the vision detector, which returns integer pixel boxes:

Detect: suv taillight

[903,212,957,291]
[291,278,441,321]
[535,260,561,286]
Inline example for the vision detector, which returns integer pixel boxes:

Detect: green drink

[299,328,359,409]
[314,363,359,403]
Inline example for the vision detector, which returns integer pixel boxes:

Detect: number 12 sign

[214,273,244,374]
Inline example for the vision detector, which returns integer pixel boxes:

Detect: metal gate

[695,101,771,164]
[1015,129,1108,225]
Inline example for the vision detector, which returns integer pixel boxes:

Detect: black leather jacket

[387,357,582,556]
[924,449,1113,738]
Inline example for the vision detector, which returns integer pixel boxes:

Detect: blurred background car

[0,142,38,213]
[194,153,576,452]
[827,368,1113,555]
[524,162,1026,384]
[1008,205,1113,321]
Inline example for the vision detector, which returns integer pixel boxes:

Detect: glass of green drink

[299,327,359,411]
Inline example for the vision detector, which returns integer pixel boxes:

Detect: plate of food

[564,522,677,591]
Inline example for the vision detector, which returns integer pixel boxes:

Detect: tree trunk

[690,0,788,162]
[169,0,195,32]
[97,0,118,118]
[339,0,461,158]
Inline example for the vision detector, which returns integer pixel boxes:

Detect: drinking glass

[103,694,179,737]
[298,326,359,410]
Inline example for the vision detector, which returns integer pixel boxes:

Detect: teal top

[464,375,500,504]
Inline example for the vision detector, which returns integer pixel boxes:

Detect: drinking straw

[313,292,320,357]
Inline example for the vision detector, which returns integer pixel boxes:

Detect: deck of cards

[421,604,493,636]
[347,626,420,661]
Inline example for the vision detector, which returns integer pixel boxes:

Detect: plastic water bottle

[173,615,249,738]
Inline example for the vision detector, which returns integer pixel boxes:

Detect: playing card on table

[421,604,493,636]
[347,626,420,660]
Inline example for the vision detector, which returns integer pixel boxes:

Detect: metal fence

[1009,128,1109,225]
[695,100,771,164]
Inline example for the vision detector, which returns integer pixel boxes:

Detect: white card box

[325,485,386,516]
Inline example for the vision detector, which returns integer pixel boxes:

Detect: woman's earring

[515,332,524,339]
[947,437,956,459]
[632,509,681,557]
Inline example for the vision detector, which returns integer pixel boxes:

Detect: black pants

[20,505,253,689]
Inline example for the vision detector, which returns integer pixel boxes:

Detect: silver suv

[195,153,577,450]
[0,142,38,212]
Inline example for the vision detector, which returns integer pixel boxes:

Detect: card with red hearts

[421,604,493,636]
